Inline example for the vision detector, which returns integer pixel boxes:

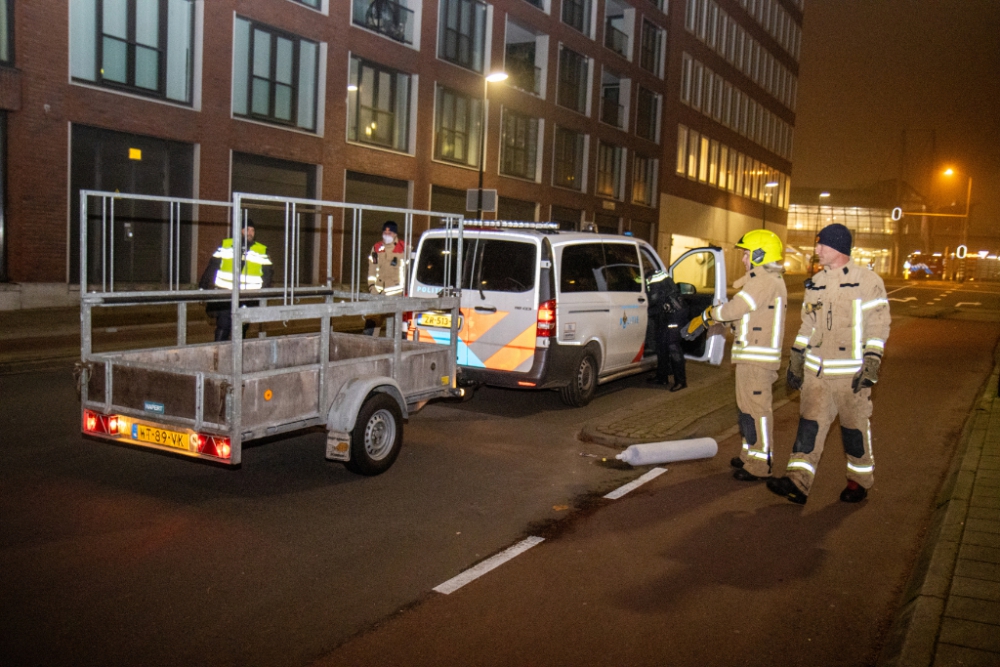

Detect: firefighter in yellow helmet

[683,229,787,481]
[767,223,890,505]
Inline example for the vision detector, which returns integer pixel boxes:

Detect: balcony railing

[600,97,625,128]
[353,0,414,45]
[605,21,629,57]
[508,63,542,95]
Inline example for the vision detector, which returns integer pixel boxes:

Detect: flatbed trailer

[76,191,466,474]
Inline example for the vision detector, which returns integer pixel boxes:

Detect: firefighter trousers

[735,364,777,477]
[784,373,875,495]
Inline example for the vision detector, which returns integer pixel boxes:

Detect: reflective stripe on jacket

[213,239,272,290]
[795,259,890,378]
[368,240,408,295]
[710,268,787,370]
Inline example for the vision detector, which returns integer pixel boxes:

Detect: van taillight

[537,299,556,337]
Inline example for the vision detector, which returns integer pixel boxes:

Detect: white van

[407,224,727,406]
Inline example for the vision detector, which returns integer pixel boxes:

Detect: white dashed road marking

[604,467,668,500]
[433,536,545,595]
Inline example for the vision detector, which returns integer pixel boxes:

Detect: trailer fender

[326,377,408,461]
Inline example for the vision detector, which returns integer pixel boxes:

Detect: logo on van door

[620,311,640,329]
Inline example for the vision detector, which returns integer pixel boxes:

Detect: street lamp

[942,168,973,247]
[476,71,508,220]
[760,180,779,230]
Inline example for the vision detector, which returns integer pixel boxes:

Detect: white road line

[604,467,667,500]
[433,536,545,595]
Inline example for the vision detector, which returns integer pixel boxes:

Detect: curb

[876,348,1000,667]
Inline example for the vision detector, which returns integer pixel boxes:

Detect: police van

[406,222,727,406]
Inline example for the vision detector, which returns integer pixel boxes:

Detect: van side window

[475,240,537,293]
[560,243,606,293]
[602,243,643,292]
[638,246,661,280]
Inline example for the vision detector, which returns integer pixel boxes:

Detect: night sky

[792,0,1000,234]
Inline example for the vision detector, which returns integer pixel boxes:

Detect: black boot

[839,482,868,503]
[766,476,808,505]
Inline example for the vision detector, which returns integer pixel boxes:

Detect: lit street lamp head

[485,72,509,83]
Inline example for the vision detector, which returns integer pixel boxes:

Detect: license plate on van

[418,312,458,329]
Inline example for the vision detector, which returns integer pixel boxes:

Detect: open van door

[669,247,727,365]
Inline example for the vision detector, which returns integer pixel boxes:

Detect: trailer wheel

[344,392,403,476]
[560,350,597,407]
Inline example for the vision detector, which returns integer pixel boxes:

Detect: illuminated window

[348,57,412,152]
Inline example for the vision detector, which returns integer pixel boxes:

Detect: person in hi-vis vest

[199,219,273,341]
[363,220,407,336]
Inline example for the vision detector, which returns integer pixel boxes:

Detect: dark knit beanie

[816,223,852,256]
[382,220,398,234]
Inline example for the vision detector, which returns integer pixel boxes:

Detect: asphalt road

[2,278,999,667]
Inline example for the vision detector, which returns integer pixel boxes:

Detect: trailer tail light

[192,433,232,460]
[84,411,99,432]
[536,299,556,337]
[107,415,121,435]
[84,410,121,435]
[402,311,413,334]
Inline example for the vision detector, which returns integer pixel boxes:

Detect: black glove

[786,348,805,391]
[852,354,881,393]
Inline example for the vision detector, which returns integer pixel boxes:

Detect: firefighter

[767,223,890,505]
[646,270,688,390]
[363,220,408,336]
[683,229,787,481]
[199,219,273,341]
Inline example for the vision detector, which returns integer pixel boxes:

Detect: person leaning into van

[363,220,408,336]
[647,270,689,391]
[198,219,273,341]
[683,230,787,481]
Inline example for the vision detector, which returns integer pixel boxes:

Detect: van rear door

[462,235,540,372]
[670,247,727,365]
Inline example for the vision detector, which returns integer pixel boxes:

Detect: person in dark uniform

[646,270,689,391]
[198,219,273,341]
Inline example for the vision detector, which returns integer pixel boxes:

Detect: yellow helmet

[736,229,783,266]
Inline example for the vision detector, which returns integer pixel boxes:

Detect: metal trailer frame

[78,190,467,466]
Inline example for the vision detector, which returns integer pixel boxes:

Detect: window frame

[632,154,658,207]
[561,0,591,37]
[438,0,488,73]
[1,0,12,66]
[553,126,586,191]
[499,107,540,181]
[434,85,483,167]
[595,141,623,199]
[635,86,660,143]
[639,19,663,76]
[347,55,413,152]
[234,17,319,131]
[557,45,590,114]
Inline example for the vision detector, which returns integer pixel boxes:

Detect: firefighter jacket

[793,259,890,378]
[368,240,407,296]
[207,239,273,291]
[710,268,787,370]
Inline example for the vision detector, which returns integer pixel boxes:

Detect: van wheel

[560,351,597,407]
[344,392,403,476]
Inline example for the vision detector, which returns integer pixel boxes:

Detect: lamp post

[760,180,779,230]
[476,71,508,220]
[943,167,973,281]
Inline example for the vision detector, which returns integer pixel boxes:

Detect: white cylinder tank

[616,437,719,466]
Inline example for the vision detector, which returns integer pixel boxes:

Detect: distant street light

[476,71,509,220]
[760,181,779,230]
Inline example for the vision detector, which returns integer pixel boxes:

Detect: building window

[291,0,321,8]
[505,19,545,96]
[553,126,585,190]
[233,18,318,131]
[596,142,623,199]
[1,0,11,65]
[562,0,591,36]
[639,20,664,76]
[635,87,659,142]
[633,155,657,206]
[352,0,414,45]
[557,46,589,114]
[600,83,624,128]
[500,108,539,181]
[434,86,482,167]
[439,0,487,73]
[347,57,412,152]
[70,0,195,103]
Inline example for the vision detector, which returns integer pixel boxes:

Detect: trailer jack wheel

[344,392,403,476]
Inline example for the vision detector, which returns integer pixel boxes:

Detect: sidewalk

[878,356,1000,667]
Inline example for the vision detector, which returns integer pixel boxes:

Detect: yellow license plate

[418,312,455,328]
[133,423,189,451]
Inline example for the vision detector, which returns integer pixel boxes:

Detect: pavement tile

[970,496,1000,510]
[959,544,1000,564]
[977,468,1000,479]
[939,617,1000,652]
[944,595,1000,625]
[979,456,1000,471]
[962,530,1000,549]
[953,470,976,501]
[967,506,1000,521]
[955,558,1000,583]
[974,476,1000,489]
[950,576,1000,602]
[965,518,1000,535]
[933,643,1000,667]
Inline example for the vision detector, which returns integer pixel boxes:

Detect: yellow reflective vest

[213,239,272,290]
[794,259,890,378]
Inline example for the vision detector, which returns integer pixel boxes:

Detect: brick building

[0,0,801,309]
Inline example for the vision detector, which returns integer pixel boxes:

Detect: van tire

[344,392,403,476]
[560,351,598,407]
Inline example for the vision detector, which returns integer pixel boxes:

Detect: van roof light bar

[464,220,560,230]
